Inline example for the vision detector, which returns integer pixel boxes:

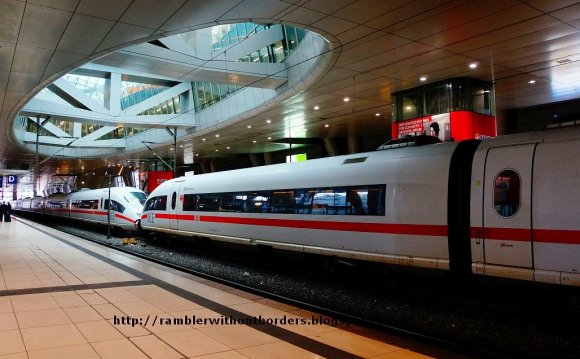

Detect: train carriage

[13,187,146,231]
[142,126,580,287]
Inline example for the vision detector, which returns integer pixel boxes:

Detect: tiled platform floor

[0,217,468,359]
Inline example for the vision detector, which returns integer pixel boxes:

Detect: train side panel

[533,139,580,285]
[143,144,457,270]
[471,128,580,286]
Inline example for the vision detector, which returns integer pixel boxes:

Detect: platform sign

[7,175,17,185]
[0,176,3,187]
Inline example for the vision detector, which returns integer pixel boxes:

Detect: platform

[0,217,466,359]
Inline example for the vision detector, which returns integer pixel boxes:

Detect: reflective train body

[13,187,147,230]
[139,127,578,287]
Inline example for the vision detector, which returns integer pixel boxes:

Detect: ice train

[13,187,147,230]
[141,127,580,287]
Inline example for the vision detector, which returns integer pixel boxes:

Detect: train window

[182,194,197,211]
[130,191,147,205]
[197,194,221,211]
[144,196,167,211]
[347,185,385,216]
[271,190,295,214]
[493,169,520,218]
[171,192,177,210]
[182,185,385,216]
[294,189,315,214]
[245,192,270,213]
[220,193,237,212]
[104,200,125,213]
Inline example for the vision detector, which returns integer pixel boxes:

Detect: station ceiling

[1,0,580,174]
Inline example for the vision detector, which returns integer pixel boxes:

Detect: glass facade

[120,81,169,110]
[192,23,308,112]
[193,81,240,112]
[393,78,494,121]
[62,74,106,105]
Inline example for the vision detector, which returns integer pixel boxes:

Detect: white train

[13,187,147,230]
[141,127,580,287]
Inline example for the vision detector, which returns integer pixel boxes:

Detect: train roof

[477,125,580,150]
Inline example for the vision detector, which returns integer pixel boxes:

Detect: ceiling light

[528,80,536,84]
[169,147,173,151]
[215,149,219,152]
[215,134,220,138]
[202,138,206,141]
[268,137,272,140]
[405,106,412,110]
[469,62,478,69]
[253,140,257,143]
[420,76,427,81]
[227,146,230,149]
[179,145,183,148]
[266,119,271,123]
[343,97,350,102]
[324,124,329,128]
[375,113,380,117]
[314,105,320,110]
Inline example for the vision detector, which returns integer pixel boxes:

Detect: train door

[482,144,535,268]
[168,181,183,230]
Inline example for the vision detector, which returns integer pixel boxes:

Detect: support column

[200,160,211,174]
[107,72,122,116]
[347,136,360,154]
[249,153,262,167]
[323,137,340,157]
[264,152,273,165]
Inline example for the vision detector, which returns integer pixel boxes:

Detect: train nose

[134,219,141,230]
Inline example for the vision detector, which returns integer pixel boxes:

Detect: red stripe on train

[115,213,136,223]
[470,227,531,241]
[155,213,196,221]
[197,215,448,236]
[532,229,580,245]
[471,227,580,244]
[145,212,579,244]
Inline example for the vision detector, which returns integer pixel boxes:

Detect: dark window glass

[143,196,167,211]
[171,192,177,210]
[197,194,221,212]
[246,192,270,213]
[271,190,294,214]
[183,194,197,211]
[105,199,125,213]
[493,170,520,218]
[179,184,385,216]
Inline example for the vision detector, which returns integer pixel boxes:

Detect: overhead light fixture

[202,138,206,141]
[215,149,219,152]
[268,137,272,140]
[528,80,536,84]
[420,76,427,81]
[314,105,320,110]
[215,134,220,138]
[324,124,329,128]
[247,125,252,129]
[375,113,380,117]
[253,140,257,143]
[469,62,478,69]
[266,119,271,123]
[343,97,350,103]
[227,146,230,150]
